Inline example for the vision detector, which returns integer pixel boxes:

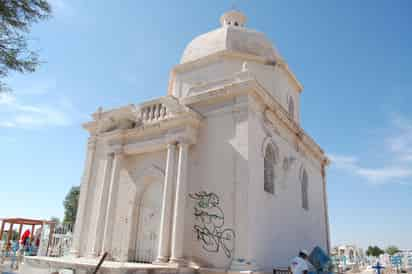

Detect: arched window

[264,144,277,194]
[288,96,295,120]
[301,168,309,210]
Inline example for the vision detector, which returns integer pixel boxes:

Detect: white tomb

[23,10,330,274]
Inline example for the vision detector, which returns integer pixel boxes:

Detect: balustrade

[139,103,168,123]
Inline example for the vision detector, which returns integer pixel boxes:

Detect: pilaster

[321,163,331,254]
[70,137,97,257]
[101,147,124,258]
[154,142,178,263]
[88,152,114,257]
[169,141,190,265]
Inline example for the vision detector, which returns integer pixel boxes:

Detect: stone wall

[247,96,327,270]
[184,97,246,269]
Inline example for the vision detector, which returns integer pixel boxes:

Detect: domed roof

[180,11,281,64]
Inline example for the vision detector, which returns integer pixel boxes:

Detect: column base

[229,258,260,272]
[153,256,170,265]
[169,257,188,267]
[87,251,98,258]
[68,249,80,258]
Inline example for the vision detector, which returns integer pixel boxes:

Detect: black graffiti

[189,191,235,258]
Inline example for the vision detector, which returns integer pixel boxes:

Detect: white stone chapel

[25,10,331,274]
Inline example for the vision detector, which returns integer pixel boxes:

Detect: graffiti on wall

[189,191,235,258]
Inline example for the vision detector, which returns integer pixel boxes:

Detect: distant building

[379,253,391,266]
[332,245,364,265]
[395,250,412,270]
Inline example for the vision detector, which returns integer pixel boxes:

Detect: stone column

[0,220,5,241]
[70,137,97,257]
[169,142,189,264]
[154,142,177,263]
[88,152,114,257]
[101,148,124,258]
[321,164,331,254]
[232,110,249,263]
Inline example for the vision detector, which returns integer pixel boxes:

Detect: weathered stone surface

[26,9,330,274]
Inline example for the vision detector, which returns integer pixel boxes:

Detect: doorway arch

[135,178,163,263]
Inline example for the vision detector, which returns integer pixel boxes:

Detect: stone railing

[46,223,73,257]
[88,96,195,135]
[138,102,168,123]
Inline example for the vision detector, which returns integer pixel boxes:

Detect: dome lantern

[180,10,281,64]
[219,10,247,27]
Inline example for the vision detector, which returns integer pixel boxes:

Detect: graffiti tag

[189,191,235,258]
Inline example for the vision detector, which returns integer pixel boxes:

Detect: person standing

[290,250,310,274]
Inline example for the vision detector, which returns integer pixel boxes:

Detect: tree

[63,186,80,224]
[0,0,51,92]
[49,216,60,225]
[366,246,384,257]
[386,246,400,256]
[0,229,19,241]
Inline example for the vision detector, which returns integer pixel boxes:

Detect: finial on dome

[220,10,247,27]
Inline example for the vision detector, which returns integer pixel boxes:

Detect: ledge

[24,256,181,271]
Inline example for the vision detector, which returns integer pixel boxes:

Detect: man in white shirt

[290,250,310,274]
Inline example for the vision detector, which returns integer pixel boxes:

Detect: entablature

[82,96,202,155]
[178,70,328,166]
[169,50,303,94]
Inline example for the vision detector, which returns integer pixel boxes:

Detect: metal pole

[7,223,14,246]
[18,224,23,241]
[30,224,35,242]
[0,220,5,241]
[92,252,108,274]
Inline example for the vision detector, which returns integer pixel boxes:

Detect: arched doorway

[135,179,163,263]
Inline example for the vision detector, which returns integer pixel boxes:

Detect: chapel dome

[180,10,281,64]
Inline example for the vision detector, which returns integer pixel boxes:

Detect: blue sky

[0,0,411,250]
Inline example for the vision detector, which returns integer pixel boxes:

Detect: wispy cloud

[357,167,412,182]
[385,114,412,162]
[329,114,412,184]
[0,82,82,129]
[329,154,412,184]
[328,154,358,170]
[14,79,56,96]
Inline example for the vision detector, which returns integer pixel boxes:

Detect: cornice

[180,71,254,106]
[82,76,326,164]
[82,95,203,149]
[169,49,303,94]
[250,81,327,163]
[101,114,201,144]
[275,58,303,93]
[82,121,98,135]
[179,73,328,165]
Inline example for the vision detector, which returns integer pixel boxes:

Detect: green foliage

[1,229,20,241]
[366,246,385,257]
[0,0,51,92]
[386,246,400,256]
[63,186,80,224]
[49,216,60,225]
[11,229,19,240]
